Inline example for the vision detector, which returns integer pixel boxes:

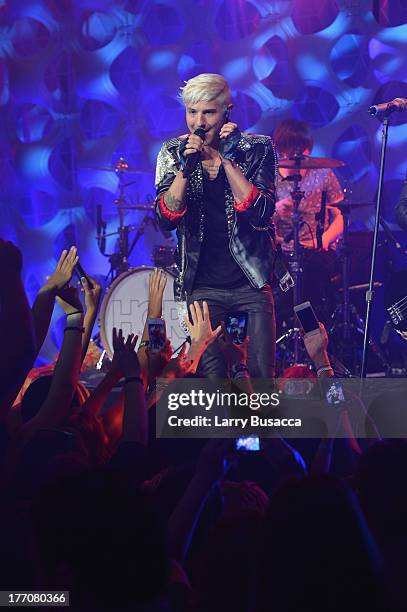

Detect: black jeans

[187,284,275,378]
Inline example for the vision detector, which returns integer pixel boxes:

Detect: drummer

[273,119,343,251]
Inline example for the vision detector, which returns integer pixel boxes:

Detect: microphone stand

[286,152,305,363]
[316,190,327,250]
[360,115,390,380]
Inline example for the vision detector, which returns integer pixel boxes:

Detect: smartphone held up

[293,301,320,336]
[148,318,166,352]
[225,311,248,344]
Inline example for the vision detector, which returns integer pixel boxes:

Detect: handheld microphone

[368,97,407,116]
[182,127,206,177]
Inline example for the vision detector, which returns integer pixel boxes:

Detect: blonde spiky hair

[179,73,231,108]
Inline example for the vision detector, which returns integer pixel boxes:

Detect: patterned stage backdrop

[0,0,406,363]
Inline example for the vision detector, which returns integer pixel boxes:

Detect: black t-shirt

[193,168,249,290]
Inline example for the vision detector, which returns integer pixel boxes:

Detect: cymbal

[278,156,345,169]
[81,164,150,175]
[116,204,154,211]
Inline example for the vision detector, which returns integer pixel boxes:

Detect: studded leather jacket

[154,133,277,301]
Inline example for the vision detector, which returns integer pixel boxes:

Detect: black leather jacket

[396,181,407,231]
[155,133,277,300]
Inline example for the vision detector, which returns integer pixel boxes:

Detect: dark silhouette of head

[21,375,81,423]
[32,469,168,610]
[257,475,391,612]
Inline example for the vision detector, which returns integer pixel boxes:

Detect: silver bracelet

[316,365,334,377]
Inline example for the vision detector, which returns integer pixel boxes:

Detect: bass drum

[99,267,186,359]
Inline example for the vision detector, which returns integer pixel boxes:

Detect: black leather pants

[187,283,275,379]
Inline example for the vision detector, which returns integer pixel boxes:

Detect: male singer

[155,73,277,378]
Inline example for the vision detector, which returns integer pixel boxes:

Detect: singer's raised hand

[219,121,238,139]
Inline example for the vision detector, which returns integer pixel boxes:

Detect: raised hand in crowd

[147,342,193,408]
[137,268,168,377]
[168,439,236,563]
[46,246,79,291]
[302,322,332,376]
[147,266,167,318]
[154,299,225,385]
[184,300,222,371]
[146,338,173,383]
[32,246,79,358]
[18,285,84,447]
[147,299,223,405]
[56,284,83,316]
[112,328,140,379]
[112,327,147,445]
[302,322,363,469]
[73,274,101,362]
[0,239,36,416]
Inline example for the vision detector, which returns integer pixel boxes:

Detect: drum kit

[88,158,183,360]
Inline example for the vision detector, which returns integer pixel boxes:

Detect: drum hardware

[276,327,301,345]
[268,225,294,293]
[278,156,345,170]
[82,157,151,175]
[330,190,353,347]
[315,190,327,250]
[328,188,368,373]
[282,151,307,363]
[95,159,172,281]
[152,245,176,269]
[328,190,392,375]
[338,282,383,292]
[117,204,155,211]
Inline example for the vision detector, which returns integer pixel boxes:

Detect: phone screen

[225,311,248,344]
[294,304,319,334]
[236,436,260,451]
[148,319,166,352]
[325,381,346,405]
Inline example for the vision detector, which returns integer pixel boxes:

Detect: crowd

[0,237,405,611]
